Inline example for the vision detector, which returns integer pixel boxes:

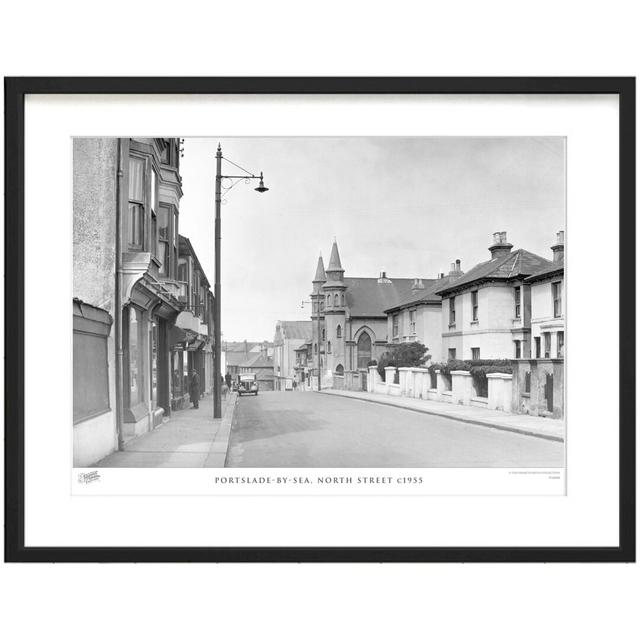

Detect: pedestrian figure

[225,372,232,389]
[189,369,200,409]
[293,380,297,390]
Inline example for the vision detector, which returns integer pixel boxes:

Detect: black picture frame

[4,77,635,563]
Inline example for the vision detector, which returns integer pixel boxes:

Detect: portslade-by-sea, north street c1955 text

[212,476,423,485]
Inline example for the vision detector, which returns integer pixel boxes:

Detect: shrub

[429,358,512,377]
[377,342,431,380]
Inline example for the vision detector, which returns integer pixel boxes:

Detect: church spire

[313,254,326,283]
[326,240,343,273]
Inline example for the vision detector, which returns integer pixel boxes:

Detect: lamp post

[214,143,269,418]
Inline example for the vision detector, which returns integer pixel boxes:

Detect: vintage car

[237,373,259,396]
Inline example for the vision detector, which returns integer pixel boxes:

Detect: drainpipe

[114,138,125,450]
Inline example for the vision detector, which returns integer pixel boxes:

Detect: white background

[27,94,607,548]
[1,2,638,639]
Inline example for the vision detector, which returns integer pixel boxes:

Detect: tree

[377,342,431,380]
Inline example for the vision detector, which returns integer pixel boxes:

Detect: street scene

[73,137,565,470]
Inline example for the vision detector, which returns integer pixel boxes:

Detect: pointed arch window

[357,332,372,369]
[336,325,342,339]
[327,341,332,354]
[341,293,345,305]
[334,293,339,306]
[327,294,331,306]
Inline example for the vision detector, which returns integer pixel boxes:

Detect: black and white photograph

[73,136,566,473]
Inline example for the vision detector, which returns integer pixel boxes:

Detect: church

[310,241,432,385]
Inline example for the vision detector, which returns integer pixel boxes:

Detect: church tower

[322,240,348,377]
[310,254,326,381]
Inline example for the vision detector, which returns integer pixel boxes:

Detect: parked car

[237,373,258,396]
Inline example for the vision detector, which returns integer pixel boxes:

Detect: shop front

[121,278,180,441]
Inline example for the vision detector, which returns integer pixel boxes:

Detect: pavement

[226,390,564,468]
[320,389,565,442]
[96,392,237,468]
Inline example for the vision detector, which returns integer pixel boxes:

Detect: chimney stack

[412,278,425,290]
[551,230,565,264]
[448,259,463,276]
[378,270,391,283]
[489,231,513,259]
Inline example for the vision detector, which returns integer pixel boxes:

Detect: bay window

[127,156,145,250]
[150,168,159,258]
[158,204,171,276]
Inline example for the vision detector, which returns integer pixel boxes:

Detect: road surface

[226,391,564,467]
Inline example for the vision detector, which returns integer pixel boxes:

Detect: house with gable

[436,232,555,362]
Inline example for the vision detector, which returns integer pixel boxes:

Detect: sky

[178,137,565,342]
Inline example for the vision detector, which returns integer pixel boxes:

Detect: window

[341,293,345,305]
[334,294,339,307]
[314,343,317,354]
[448,348,456,360]
[150,168,159,256]
[514,340,521,359]
[535,336,541,358]
[471,290,478,321]
[409,309,416,335]
[73,302,111,423]
[320,301,324,311]
[336,325,342,338]
[127,156,145,250]
[173,210,179,276]
[471,347,480,360]
[157,204,171,276]
[544,332,551,358]
[392,314,399,338]
[449,297,456,325]
[525,371,531,393]
[327,341,332,354]
[557,331,564,358]
[322,328,325,341]
[357,332,372,369]
[124,305,144,407]
[552,282,562,317]
[327,294,331,307]
[514,286,521,319]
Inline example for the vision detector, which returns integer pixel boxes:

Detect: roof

[275,320,313,342]
[225,350,253,367]
[437,249,554,295]
[344,277,422,317]
[238,352,274,369]
[385,275,461,312]
[525,258,564,283]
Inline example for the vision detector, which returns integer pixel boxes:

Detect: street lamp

[214,143,269,419]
